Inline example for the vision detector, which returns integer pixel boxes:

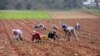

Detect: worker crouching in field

[33,24,47,30]
[75,23,80,31]
[31,31,42,43]
[32,30,49,43]
[48,30,59,41]
[62,24,79,41]
[12,29,23,41]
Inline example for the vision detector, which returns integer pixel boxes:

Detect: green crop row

[0,10,51,19]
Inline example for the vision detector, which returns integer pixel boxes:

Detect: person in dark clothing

[48,31,58,40]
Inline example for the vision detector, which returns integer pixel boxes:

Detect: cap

[33,30,36,33]
[76,23,79,25]
[12,29,16,31]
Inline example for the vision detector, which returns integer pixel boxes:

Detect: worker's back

[66,26,75,32]
[12,29,22,35]
[48,32,55,38]
[12,29,23,41]
[48,31,56,39]
[32,32,41,41]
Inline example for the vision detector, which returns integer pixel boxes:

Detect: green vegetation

[0,10,51,19]
[82,9,100,16]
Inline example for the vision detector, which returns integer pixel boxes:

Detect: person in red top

[31,31,41,43]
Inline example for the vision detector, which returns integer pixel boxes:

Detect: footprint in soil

[96,54,100,56]
[45,52,51,56]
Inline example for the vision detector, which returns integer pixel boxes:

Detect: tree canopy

[0,0,83,10]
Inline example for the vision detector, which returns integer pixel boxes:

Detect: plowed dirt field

[0,18,100,56]
[0,11,100,56]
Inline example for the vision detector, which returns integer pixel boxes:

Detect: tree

[0,0,8,9]
[0,0,84,10]
[95,0,99,8]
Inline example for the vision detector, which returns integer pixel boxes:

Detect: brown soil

[0,18,100,56]
[49,11,100,19]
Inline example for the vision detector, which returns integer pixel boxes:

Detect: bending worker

[62,24,79,41]
[12,29,23,41]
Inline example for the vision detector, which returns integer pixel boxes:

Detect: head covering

[33,30,41,35]
[12,29,16,31]
[76,23,79,25]
[12,29,21,31]
[33,30,36,33]
[62,24,66,26]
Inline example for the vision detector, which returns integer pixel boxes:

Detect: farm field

[49,11,100,19]
[0,10,50,19]
[82,9,100,16]
[0,11,100,56]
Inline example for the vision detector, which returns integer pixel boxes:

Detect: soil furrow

[8,20,46,56]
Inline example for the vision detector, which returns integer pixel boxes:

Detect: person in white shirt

[12,29,23,41]
[66,26,79,41]
[33,24,47,30]
[62,24,79,41]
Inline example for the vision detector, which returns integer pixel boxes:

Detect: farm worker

[12,29,23,41]
[31,30,42,43]
[52,24,59,30]
[66,26,79,41]
[61,24,79,41]
[33,24,47,30]
[39,24,47,30]
[48,30,59,40]
[75,23,80,31]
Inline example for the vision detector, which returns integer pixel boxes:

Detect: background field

[82,9,100,16]
[49,10,100,19]
[0,10,100,20]
[0,10,50,19]
[0,0,100,56]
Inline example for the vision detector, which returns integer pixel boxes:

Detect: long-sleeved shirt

[12,29,22,35]
[32,32,41,41]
